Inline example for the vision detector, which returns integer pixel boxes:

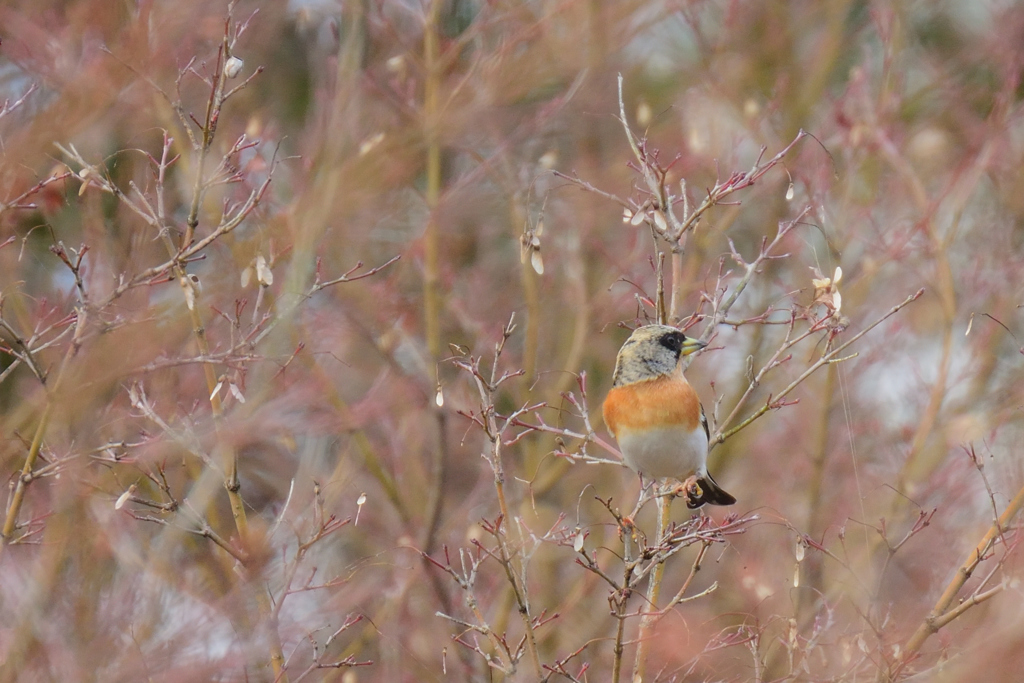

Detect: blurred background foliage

[1,0,1023,681]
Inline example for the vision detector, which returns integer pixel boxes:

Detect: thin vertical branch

[610,562,631,683]
[655,252,667,325]
[631,489,672,682]
[183,5,236,247]
[423,0,443,362]
[420,0,448,563]
[669,251,685,323]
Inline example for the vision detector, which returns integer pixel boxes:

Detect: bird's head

[611,324,707,386]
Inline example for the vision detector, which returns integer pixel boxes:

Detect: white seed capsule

[224,56,244,79]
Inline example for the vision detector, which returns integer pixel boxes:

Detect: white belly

[616,425,708,480]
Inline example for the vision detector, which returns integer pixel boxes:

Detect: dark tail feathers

[686,474,737,509]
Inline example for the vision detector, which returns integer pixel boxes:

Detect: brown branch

[890,481,1024,679]
[0,309,86,551]
[631,489,673,682]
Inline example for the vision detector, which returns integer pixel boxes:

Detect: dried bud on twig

[224,56,244,79]
[115,484,137,510]
[520,219,544,275]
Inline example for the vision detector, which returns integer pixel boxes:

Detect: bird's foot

[672,475,704,507]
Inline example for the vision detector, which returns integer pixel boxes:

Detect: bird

[602,324,736,509]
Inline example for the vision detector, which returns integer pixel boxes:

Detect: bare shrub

[1,2,1022,682]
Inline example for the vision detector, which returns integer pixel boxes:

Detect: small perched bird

[602,325,736,509]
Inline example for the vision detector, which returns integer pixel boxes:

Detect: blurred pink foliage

[0,1,1022,681]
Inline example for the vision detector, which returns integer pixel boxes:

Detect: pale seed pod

[224,56,244,79]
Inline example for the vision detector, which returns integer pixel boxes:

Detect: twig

[0,309,86,550]
[449,317,545,677]
[714,289,924,446]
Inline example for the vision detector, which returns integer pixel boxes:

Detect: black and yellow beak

[680,338,707,356]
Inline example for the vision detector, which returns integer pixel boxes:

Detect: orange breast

[602,374,702,438]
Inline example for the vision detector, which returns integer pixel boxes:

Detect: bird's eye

[659,332,684,353]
